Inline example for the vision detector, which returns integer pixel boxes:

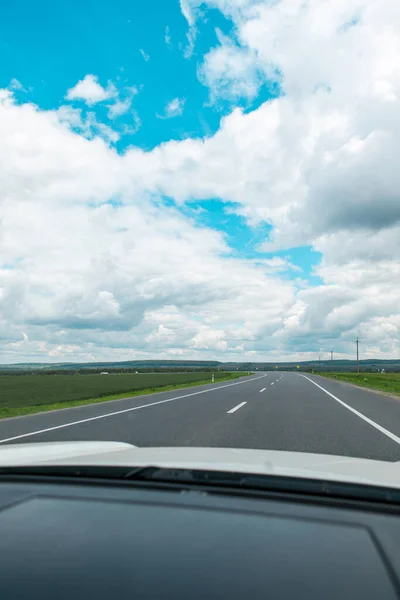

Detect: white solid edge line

[0,374,268,444]
[259,388,266,393]
[301,375,400,446]
[227,402,247,414]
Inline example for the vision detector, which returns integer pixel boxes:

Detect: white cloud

[180,0,197,58]
[190,328,228,351]
[183,29,196,59]
[165,26,172,48]
[158,97,186,119]
[66,74,116,105]
[107,99,131,119]
[9,78,25,92]
[121,114,141,136]
[106,85,139,121]
[139,48,150,61]
[65,76,141,135]
[158,0,400,245]
[0,90,298,363]
[142,0,400,357]
[56,105,120,143]
[180,0,196,26]
[198,29,268,103]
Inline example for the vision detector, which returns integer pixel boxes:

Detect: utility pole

[355,338,360,375]
[330,350,333,361]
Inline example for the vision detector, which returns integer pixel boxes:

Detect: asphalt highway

[1,372,400,461]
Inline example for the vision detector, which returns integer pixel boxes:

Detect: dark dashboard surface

[1,475,400,599]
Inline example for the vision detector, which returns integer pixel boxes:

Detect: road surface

[1,372,400,461]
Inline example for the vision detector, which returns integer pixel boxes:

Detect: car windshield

[0,0,399,475]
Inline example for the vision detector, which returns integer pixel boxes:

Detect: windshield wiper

[0,465,151,480]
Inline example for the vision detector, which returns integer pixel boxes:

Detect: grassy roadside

[0,372,249,420]
[318,372,400,397]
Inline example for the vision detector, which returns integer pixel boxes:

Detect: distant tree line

[1,358,399,376]
[0,367,227,377]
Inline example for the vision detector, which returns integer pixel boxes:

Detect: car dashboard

[0,467,400,599]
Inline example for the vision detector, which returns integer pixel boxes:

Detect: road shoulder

[317,374,400,401]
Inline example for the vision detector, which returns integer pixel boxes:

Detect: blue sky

[0,0,320,284]
[1,0,225,145]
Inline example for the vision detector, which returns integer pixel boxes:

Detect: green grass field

[0,371,245,418]
[319,372,400,397]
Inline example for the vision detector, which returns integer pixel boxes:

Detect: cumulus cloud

[107,99,132,119]
[158,97,186,119]
[66,74,116,105]
[177,0,399,232]
[65,76,141,136]
[168,1,400,242]
[56,105,120,143]
[145,0,400,357]
[0,89,297,362]
[198,29,269,103]
[105,85,140,124]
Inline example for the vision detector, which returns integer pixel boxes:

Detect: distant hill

[0,360,220,369]
[220,359,400,373]
[0,358,399,374]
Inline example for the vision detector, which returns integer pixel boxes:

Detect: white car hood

[1,441,400,489]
